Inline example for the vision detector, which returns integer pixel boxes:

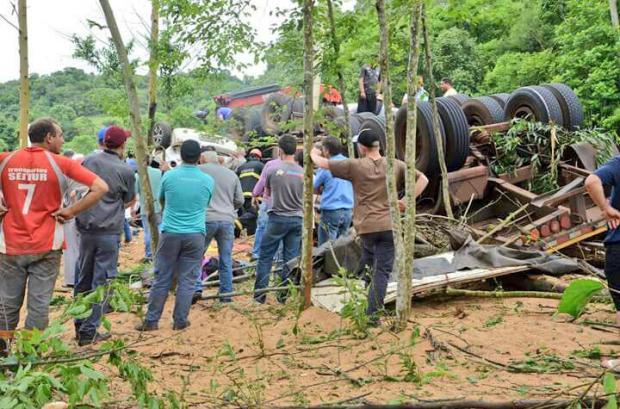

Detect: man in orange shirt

[0,118,108,356]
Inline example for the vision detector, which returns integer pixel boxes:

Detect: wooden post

[18,0,29,148]
[421,5,453,219]
[396,0,423,332]
[301,0,315,309]
[146,0,160,147]
[376,0,406,329]
[99,0,159,251]
[326,0,353,158]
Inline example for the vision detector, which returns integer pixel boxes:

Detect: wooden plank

[545,225,607,253]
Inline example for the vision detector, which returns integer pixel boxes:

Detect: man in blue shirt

[586,158,620,330]
[137,140,214,332]
[314,136,354,245]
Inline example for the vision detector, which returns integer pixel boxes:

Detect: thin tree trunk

[610,0,619,28]
[18,0,29,148]
[146,0,160,147]
[301,0,315,309]
[397,0,423,332]
[99,0,159,251]
[376,0,406,328]
[326,0,353,158]
[421,5,453,219]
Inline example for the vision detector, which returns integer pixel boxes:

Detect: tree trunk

[18,0,29,148]
[301,0,315,309]
[395,0,423,331]
[376,0,406,329]
[421,5,453,219]
[610,0,619,28]
[326,0,353,158]
[146,0,160,147]
[99,0,159,252]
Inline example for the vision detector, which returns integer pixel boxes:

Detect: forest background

[0,0,617,154]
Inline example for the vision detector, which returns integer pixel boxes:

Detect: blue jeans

[194,221,235,302]
[254,214,302,303]
[318,208,353,245]
[252,202,269,259]
[141,213,161,259]
[74,233,120,338]
[145,232,204,327]
[123,218,132,242]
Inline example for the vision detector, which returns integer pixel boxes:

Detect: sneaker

[135,321,159,332]
[172,321,191,331]
[191,291,202,305]
[77,332,111,347]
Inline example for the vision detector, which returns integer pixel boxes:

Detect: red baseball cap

[104,126,131,148]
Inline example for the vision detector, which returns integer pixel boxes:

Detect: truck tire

[462,96,505,126]
[504,86,564,125]
[394,101,446,176]
[541,83,584,130]
[244,106,263,140]
[489,93,511,109]
[291,97,304,116]
[359,114,387,156]
[436,97,469,171]
[261,92,293,135]
[447,94,470,106]
[152,122,172,148]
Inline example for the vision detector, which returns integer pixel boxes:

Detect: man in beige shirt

[441,78,458,96]
[311,130,428,325]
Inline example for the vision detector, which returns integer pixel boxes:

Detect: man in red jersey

[0,118,108,356]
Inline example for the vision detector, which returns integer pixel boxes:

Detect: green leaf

[276,338,285,349]
[557,279,604,318]
[604,372,617,409]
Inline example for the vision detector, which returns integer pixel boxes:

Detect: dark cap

[355,127,381,148]
[181,139,201,163]
[104,126,131,148]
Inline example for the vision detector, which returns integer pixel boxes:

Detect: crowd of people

[0,80,441,355]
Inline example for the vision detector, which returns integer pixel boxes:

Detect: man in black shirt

[357,61,381,114]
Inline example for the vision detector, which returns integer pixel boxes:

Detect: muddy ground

[51,234,619,408]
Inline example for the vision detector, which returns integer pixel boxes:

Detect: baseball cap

[97,126,109,145]
[104,126,131,149]
[180,139,201,163]
[353,127,381,148]
[249,148,262,158]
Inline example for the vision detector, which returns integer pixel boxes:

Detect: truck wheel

[261,92,293,135]
[436,97,469,171]
[541,83,584,130]
[489,93,511,109]
[504,86,564,125]
[359,114,387,156]
[447,94,470,106]
[394,101,446,177]
[152,122,172,148]
[462,96,505,126]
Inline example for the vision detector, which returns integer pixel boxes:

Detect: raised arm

[54,177,108,222]
[310,147,330,169]
[586,173,620,229]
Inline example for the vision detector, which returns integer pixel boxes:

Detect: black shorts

[605,243,620,310]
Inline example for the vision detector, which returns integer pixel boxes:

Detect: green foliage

[492,119,619,193]
[0,282,163,408]
[483,51,554,93]
[508,352,576,373]
[332,268,370,338]
[557,279,604,318]
[604,372,618,409]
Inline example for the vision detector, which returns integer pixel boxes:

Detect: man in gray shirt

[253,134,304,303]
[194,150,243,303]
[74,126,135,345]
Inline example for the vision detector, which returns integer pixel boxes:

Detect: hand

[360,91,366,99]
[0,202,7,218]
[252,196,261,207]
[604,206,620,229]
[311,147,322,157]
[398,199,406,212]
[52,207,75,224]
[160,161,171,172]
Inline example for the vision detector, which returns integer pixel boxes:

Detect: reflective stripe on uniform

[239,171,261,180]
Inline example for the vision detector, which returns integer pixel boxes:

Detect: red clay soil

[51,235,619,408]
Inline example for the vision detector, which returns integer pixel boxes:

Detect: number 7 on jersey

[18,183,36,215]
